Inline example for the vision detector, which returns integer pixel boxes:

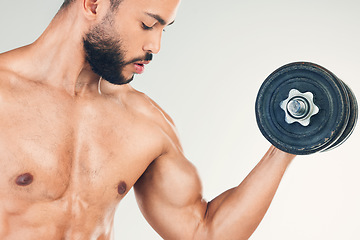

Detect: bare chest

[0,91,163,207]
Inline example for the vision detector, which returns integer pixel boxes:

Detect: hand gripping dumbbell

[255,62,358,155]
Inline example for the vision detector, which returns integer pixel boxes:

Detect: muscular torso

[0,70,172,239]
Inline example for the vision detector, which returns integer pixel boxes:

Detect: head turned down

[55,0,178,85]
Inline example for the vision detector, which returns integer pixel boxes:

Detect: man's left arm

[134,142,295,240]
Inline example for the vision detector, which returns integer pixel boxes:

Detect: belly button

[15,173,34,186]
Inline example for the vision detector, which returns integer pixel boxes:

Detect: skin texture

[0,0,295,239]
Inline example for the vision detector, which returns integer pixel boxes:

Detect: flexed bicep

[134,151,208,239]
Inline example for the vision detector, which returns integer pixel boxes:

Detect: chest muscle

[0,92,163,206]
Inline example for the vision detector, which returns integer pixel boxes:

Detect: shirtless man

[0,0,295,239]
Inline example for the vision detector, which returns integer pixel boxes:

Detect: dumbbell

[255,62,358,155]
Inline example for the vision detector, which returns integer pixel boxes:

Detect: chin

[122,72,135,84]
[125,75,135,84]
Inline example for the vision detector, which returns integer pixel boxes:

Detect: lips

[133,61,150,74]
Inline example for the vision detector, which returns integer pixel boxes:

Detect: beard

[83,15,152,85]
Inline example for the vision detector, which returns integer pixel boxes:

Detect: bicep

[134,153,208,239]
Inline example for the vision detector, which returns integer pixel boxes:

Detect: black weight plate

[322,81,358,152]
[255,62,350,155]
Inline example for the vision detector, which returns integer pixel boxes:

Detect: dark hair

[61,0,123,10]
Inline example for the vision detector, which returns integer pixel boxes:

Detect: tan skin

[0,0,295,239]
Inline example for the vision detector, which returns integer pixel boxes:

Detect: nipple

[15,173,34,186]
[118,181,127,195]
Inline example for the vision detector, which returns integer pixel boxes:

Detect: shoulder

[0,50,29,89]
[99,80,184,154]
[126,87,175,125]
[123,86,183,151]
[0,54,20,93]
[100,80,174,124]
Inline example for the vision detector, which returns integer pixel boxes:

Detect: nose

[143,32,162,54]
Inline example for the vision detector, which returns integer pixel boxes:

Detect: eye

[142,23,153,30]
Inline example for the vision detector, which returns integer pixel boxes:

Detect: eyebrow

[146,12,175,26]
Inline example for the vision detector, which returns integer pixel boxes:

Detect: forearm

[196,146,295,240]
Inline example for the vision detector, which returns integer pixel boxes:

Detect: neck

[14,6,99,96]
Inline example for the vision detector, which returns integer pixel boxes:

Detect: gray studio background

[1,0,359,239]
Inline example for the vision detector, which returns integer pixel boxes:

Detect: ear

[83,0,100,19]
